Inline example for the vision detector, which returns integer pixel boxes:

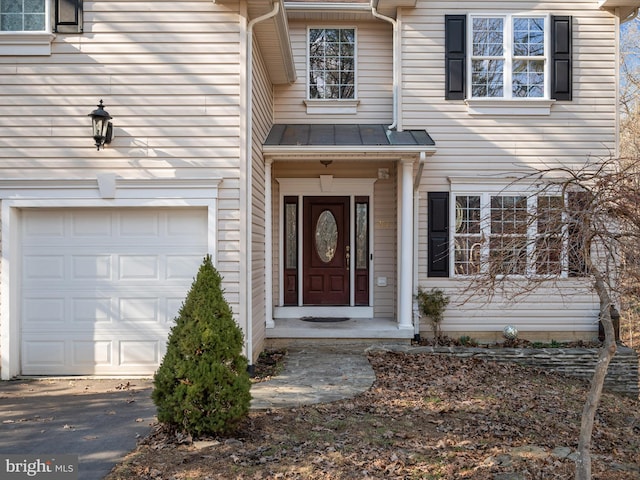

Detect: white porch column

[265,159,274,328]
[399,158,414,329]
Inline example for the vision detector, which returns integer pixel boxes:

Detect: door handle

[346,245,350,270]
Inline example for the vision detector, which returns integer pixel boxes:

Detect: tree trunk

[575,273,617,480]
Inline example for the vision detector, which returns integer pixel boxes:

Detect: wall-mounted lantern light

[88,100,113,150]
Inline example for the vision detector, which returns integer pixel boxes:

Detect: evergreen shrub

[152,255,251,436]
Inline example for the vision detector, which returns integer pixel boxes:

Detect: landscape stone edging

[367,344,639,398]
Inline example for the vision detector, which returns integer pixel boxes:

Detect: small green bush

[458,335,479,347]
[152,255,251,437]
[416,287,450,344]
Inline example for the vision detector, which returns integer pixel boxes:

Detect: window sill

[0,32,55,55]
[465,99,555,116]
[304,99,360,115]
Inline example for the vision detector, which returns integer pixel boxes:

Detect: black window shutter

[445,15,466,100]
[53,0,83,33]
[428,192,450,277]
[551,15,572,101]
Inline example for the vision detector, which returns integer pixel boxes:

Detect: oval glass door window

[315,210,338,263]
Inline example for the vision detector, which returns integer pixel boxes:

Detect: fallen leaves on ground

[105,352,640,480]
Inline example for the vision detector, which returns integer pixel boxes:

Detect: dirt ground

[104,351,640,480]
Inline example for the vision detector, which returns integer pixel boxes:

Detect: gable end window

[445,13,572,105]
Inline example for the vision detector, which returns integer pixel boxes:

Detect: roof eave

[249,0,297,85]
[598,0,640,19]
[372,0,417,18]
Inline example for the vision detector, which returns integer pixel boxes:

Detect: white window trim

[0,0,54,56]
[465,98,555,116]
[303,99,360,115]
[0,31,55,56]
[306,26,358,114]
[466,13,551,115]
[449,183,569,279]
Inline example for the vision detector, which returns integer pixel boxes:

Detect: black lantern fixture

[88,100,113,150]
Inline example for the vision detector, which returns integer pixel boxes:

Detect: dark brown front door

[303,196,350,305]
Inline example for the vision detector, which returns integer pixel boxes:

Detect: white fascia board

[599,0,640,8]
[263,145,436,159]
[285,2,372,13]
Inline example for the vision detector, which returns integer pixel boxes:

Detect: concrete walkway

[250,347,376,409]
[0,348,376,479]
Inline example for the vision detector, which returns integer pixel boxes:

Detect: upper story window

[1,0,47,31]
[308,28,355,100]
[470,14,548,99]
[444,14,571,114]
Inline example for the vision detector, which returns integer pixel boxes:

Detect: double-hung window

[470,14,548,99]
[445,13,572,111]
[308,28,356,100]
[453,193,565,276]
[305,27,358,114]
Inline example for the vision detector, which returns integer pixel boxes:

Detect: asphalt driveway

[0,378,156,480]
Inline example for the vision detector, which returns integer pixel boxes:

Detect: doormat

[301,317,350,323]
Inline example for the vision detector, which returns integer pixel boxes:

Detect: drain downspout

[244,1,280,373]
[371,1,398,131]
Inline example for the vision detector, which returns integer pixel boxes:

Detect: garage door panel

[71,211,113,237]
[72,297,112,324]
[23,297,65,325]
[167,210,209,238]
[73,341,112,367]
[119,255,160,280]
[23,341,66,368]
[119,341,160,367]
[21,207,208,375]
[167,255,204,280]
[72,255,112,280]
[119,297,160,324]
[23,211,65,237]
[24,255,65,280]
[119,211,160,237]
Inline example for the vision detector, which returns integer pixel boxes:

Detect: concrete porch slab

[266,317,414,339]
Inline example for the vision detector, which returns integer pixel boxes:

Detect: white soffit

[249,0,296,84]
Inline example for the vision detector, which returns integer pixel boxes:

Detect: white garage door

[20,208,208,376]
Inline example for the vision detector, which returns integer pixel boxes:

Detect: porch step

[266,317,414,340]
[265,338,412,353]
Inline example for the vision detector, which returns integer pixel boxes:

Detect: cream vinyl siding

[0,0,244,315]
[419,284,599,340]
[408,1,615,336]
[403,1,617,189]
[273,20,394,124]
[250,35,273,360]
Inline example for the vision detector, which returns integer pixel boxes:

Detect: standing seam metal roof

[264,124,436,147]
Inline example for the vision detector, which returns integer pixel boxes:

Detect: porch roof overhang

[263,123,437,160]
